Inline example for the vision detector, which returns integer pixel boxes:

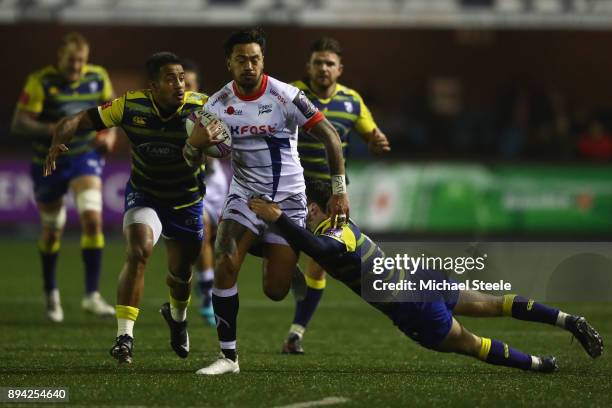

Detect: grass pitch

[0,239,610,407]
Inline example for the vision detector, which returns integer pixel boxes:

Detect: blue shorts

[31,150,104,203]
[389,269,460,349]
[124,182,204,241]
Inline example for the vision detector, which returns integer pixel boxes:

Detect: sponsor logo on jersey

[270,88,287,104]
[132,116,147,126]
[137,142,181,162]
[229,124,277,136]
[293,91,317,119]
[210,92,229,107]
[344,101,353,113]
[258,104,273,115]
[89,82,99,93]
[224,106,243,115]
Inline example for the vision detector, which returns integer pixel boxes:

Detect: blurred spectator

[577,117,612,161]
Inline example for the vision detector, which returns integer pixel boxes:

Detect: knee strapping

[40,207,67,230]
[75,189,102,214]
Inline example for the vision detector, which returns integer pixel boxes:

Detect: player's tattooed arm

[44,111,95,176]
[307,118,350,224]
[10,109,56,138]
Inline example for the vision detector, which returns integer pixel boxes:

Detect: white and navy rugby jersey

[204,74,324,201]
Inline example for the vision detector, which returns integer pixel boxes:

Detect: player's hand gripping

[183,117,225,167]
[249,198,282,222]
[44,143,69,177]
[328,193,349,228]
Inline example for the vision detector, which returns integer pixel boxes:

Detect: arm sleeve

[275,213,346,260]
[97,94,126,128]
[100,67,114,101]
[17,75,45,114]
[288,89,325,130]
[354,93,377,135]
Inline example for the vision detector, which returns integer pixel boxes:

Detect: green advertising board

[347,162,612,233]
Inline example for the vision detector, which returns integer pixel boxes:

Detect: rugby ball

[185,109,232,158]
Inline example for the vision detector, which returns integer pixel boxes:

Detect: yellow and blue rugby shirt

[17,64,113,163]
[93,90,208,208]
[292,80,377,181]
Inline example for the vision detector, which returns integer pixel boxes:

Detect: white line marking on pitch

[274,396,350,408]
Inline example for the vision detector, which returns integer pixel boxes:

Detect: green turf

[0,239,610,407]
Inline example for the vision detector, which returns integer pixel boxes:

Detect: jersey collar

[149,91,186,121]
[232,74,268,101]
[307,81,338,105]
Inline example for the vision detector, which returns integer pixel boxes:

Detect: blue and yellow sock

[116,305,139,337]
[39,239,60,292]
[292,275,326,330]
[479,337,534,371]
[81,233,104,295]
[503,294,560,326]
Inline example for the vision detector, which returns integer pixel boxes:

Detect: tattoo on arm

[308,119,345,175]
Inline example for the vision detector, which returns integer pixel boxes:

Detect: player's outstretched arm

[248,198,344,260]
[307,118,350,226]
[44,110,94,176]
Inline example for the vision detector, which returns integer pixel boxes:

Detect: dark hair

[145,52,181,81]
[181,58,200,76]
[224,27,266,58]
[306,180,332,211]
[309,37,343,58]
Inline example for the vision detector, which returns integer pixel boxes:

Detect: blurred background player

[250,182,604,373]
[284,37,391,353]
[182,58,231,326]
[45,52,209,364]
[188,28,349,375]
[11,32,117,322]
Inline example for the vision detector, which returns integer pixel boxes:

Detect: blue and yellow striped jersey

[17,64,113,163]
[293,80,377,181]
[97,90,208,208]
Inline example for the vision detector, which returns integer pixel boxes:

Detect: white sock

[530,355,542,370]
[117,318,135,337]
[556,311,569,328]
[170,304,187,322]
[289,324,305,338]
[199,268,214,283]
[46,288,60,305]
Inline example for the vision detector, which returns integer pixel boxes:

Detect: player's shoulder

[123,89,150,100]
[184,91,208,106]
[291,79,310,92]
[267,75,300,102]
[26,65,57,83]
[316,218,357,252]
[83,64,110,79]
[336,83,363,100]
[206,83,233,109]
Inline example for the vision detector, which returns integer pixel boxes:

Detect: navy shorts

[124,182,204,241]
[388,269,460,349]
[31,150,103,203]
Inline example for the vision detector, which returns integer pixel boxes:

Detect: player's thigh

[214,219,257,274]
[262,244,299,300]
[165,238,202,278]
[305,255,326,280]
[435,317,481,356]
[453,290,503,317]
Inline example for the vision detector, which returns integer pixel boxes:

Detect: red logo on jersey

[19,91,30,105]
[226,106,235,115]
[101,100,113,110]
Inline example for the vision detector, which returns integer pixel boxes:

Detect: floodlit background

[2,0,612,237]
